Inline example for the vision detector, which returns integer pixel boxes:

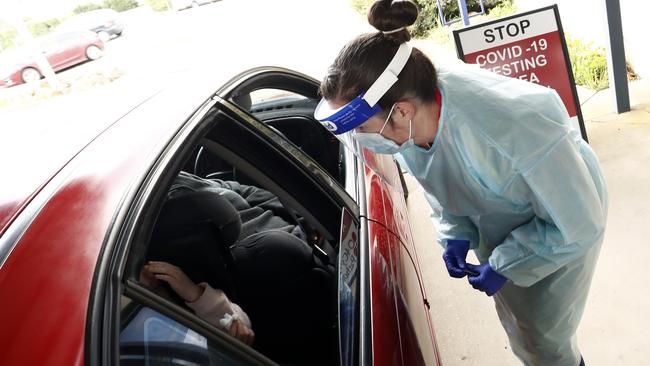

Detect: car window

[107,105,360,366]
[248,88,307,111]
[229,80,345,187]
[119,296,244,366]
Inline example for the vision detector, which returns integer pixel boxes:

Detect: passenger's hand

[144,261,203,302]
[442,239,470,278]
[229,319,255,346]
[466,263,508,296]
[139,266,160,289]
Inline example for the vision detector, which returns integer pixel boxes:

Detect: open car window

[111,97,363,365]
[225,69,348,190]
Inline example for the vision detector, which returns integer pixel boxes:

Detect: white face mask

[353,104,416,154]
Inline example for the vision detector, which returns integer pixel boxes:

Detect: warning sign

[453,5,587,141]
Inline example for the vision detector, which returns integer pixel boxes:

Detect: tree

[73,3,105,14]
[103,0,139,12]
[145,0,170,12]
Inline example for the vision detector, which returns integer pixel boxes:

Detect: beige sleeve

[186,283,251,330]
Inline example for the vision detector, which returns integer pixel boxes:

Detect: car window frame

[89,87,364,366]
[219,67,358,207]
[120,279,276,365]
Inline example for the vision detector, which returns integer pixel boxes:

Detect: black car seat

[231,230,338,364]
[147,190,242,301]
[149,179,338,364]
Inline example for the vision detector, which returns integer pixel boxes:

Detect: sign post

[452,5,587,141]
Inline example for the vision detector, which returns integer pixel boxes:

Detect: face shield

[314,43,413,182]
[314,42,413,136]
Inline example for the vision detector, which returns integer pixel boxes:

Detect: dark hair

[320,0,437,111]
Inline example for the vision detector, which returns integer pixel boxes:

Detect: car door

[366,161,442,366]
[219,67,440,366]
[39,35,71,70]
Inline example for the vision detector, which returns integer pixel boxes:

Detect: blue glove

[442,239,469,278]
[466,263,508,296]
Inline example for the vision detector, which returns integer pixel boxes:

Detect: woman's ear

[393,100,416,122]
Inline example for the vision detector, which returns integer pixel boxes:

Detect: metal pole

[436,0,447,26]
[12,18,62,91]
[458,0,470,26]
[603,0,630,113]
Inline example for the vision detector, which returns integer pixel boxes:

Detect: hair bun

[368,0,418,42]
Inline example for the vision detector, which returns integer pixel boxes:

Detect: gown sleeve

[424,191,481,249]
[488,135,607,287]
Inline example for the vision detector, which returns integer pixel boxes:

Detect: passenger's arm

[214,180,285,213]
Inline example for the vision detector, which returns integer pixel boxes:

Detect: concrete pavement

[406,78,650,365]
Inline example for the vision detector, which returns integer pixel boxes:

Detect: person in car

[313,1,608,365]
[140,260,255,345]
[166,172,337,361]
[170,171,307,242]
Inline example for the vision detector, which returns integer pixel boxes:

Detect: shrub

[27,17,64,37]
[416,0,514,37]
[103,0,139,12]
[350,0,513,38]
[412,0,440,38]
[145,0,171,11]
[74,3,105,14]
[350,0,373,13]
[487,1,517,19]
[567,36,609,90]
[0,29,17,51]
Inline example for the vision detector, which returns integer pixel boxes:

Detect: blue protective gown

[396,62,608,366]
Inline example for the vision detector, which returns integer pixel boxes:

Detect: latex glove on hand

[466,263,508,296]
[442,239,470,278]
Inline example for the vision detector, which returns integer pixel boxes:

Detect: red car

[0,30,104,88]
[0,67,441,365]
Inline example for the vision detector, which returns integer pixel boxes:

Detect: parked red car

[0,30,104,88]
[0,67,441,365]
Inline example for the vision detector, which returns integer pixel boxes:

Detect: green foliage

[27,17,64,37]
[75,0,139,13]
[412,0,439,38]
[486,1,517,19]
[350,0,373,14]
[566,36,609,90]
[0,17,64,51]
[349,0,513,39]
[74,3,105,14]
[103,0,139,12]
[415,0,514,37]
[145,0,171,11]
[0,29,17,51]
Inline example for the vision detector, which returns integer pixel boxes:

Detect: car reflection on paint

[0,30,104,88]
[56,9,124,42]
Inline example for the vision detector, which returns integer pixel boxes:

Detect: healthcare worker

[314,1,608,365]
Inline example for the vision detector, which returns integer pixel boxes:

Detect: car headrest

[153,190,242,247]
